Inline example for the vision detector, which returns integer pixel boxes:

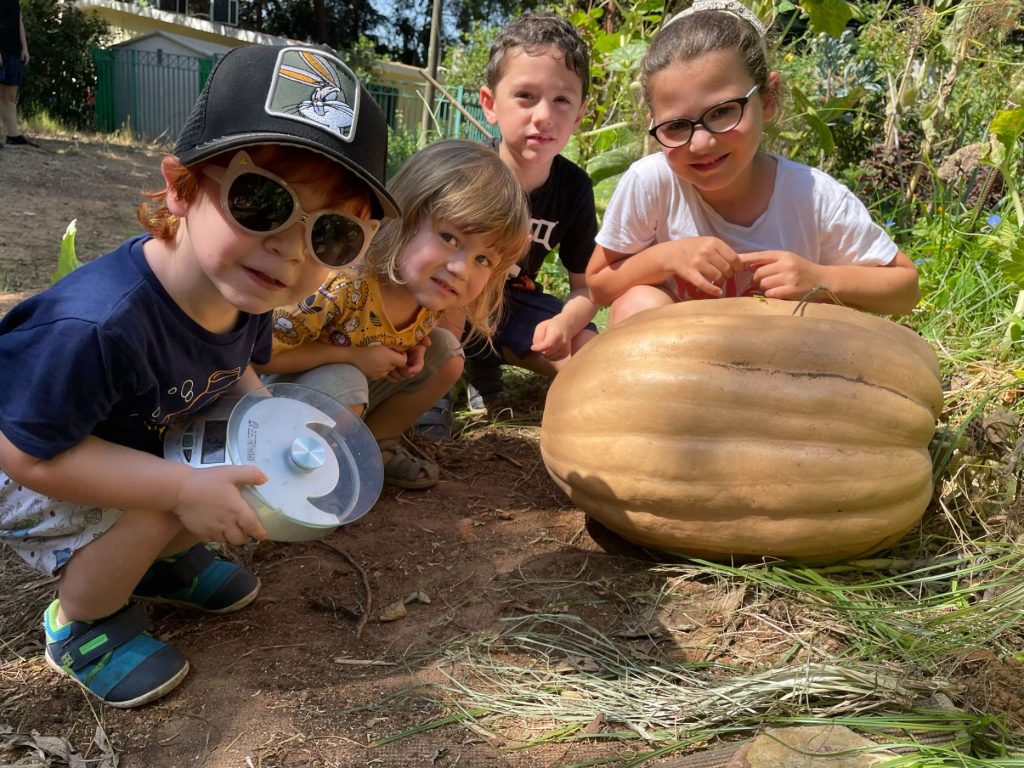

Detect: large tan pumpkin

[540,298,944,564]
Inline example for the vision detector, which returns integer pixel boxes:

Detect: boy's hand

[173,465,269,545]
[350,345,408,380]
[669,237,743,297]
[532,315,573,361]
[740,251,823,301]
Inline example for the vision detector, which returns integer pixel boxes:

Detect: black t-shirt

[0,0,21,52]
[487,137,598,285]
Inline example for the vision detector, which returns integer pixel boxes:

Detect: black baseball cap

[174,44,399,219]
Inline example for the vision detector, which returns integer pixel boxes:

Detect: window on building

[210,0,238,25]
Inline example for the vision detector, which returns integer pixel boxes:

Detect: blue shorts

[0,50,24,87]
[493,286,598,359]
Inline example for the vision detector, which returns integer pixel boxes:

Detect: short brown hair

[486,12,590,99]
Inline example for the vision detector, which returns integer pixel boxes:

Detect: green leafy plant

[20,0,108,129]
[51,219,82,285]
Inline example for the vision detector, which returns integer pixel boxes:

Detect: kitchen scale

[164,382,383,541]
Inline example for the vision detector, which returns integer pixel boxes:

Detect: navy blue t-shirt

[0,235,272,460]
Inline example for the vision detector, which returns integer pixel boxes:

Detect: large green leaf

[798,0,854,37]
[789,86,836,156]
[990,108,1024,156]
[593,173,625,216]
[587,141,643,185]
[801,112,835,155]
[51,219,82,285]
[607,40,648,72]
[815,86,867,124]
[994,223,1024,288]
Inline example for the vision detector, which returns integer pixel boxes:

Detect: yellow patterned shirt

[271,263,440,354]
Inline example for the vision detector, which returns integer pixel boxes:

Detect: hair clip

[664,0,768,51]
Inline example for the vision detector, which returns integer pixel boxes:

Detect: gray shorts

[264,328,463,413]
[0,477,125,577]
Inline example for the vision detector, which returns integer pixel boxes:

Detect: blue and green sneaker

[43,600,189,708]
[132,543,260,614]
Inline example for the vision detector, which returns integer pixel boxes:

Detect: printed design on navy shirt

[152,367,243,424]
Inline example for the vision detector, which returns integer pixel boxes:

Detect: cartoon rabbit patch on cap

[265,48,360,139]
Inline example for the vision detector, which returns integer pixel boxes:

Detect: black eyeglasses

[203,151,378,269]
[648,84,760,149]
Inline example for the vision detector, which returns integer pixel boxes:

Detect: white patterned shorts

[0,472,124,577]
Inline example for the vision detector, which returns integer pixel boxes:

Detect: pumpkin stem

[794,286,847,314]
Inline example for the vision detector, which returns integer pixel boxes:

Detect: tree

[239,0,385,50]
[375,0,542,67]
[19,0,108,128]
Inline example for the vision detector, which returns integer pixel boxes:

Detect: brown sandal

[378,439,440,490]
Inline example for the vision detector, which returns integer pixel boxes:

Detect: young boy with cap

[0,44,397,708]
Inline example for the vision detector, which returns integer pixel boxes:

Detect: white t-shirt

[596,152,898,298]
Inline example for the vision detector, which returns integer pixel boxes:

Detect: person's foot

[44,600,189,708]
[5,135,38,147]
[467,363,510,417]
[378,438,440,489]
[131,543,260,614]
[412,394,453,441]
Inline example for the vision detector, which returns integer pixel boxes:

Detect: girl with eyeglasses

[587,0,919,327]
[259,139,530,490]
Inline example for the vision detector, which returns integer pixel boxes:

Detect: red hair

[137,145,373,239]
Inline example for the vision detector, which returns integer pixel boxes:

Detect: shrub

[19,0,108,130]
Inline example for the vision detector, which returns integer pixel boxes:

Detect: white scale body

[164,384,382,541]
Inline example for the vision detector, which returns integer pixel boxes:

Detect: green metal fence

[92,47,214,139]
[92,46,494,144]
[366,82,494,142]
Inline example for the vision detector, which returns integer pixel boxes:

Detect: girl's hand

[668,237,743,297]
[172,465,269,545]
[740,251,823,300]
[350,345,408,380]
[386,338,430,381]
[532,315,572,361]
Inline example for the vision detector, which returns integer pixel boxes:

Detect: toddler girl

[587,0,919,327]
[261,139,530,489]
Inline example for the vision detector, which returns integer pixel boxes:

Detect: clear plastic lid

[226,383,384,529]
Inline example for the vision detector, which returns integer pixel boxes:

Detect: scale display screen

[201,420,228,464]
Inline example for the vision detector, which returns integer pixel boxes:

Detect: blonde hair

[365,139,530,341]
[138,145,371,239]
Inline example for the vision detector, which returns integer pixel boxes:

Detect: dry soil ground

[0,134,704,768]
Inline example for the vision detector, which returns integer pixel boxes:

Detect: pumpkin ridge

[705,361,935,409]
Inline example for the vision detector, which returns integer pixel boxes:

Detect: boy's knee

[572,327,598,353]
[421,328,464,376]
[429,327,463,358]
[267,364,369,409]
